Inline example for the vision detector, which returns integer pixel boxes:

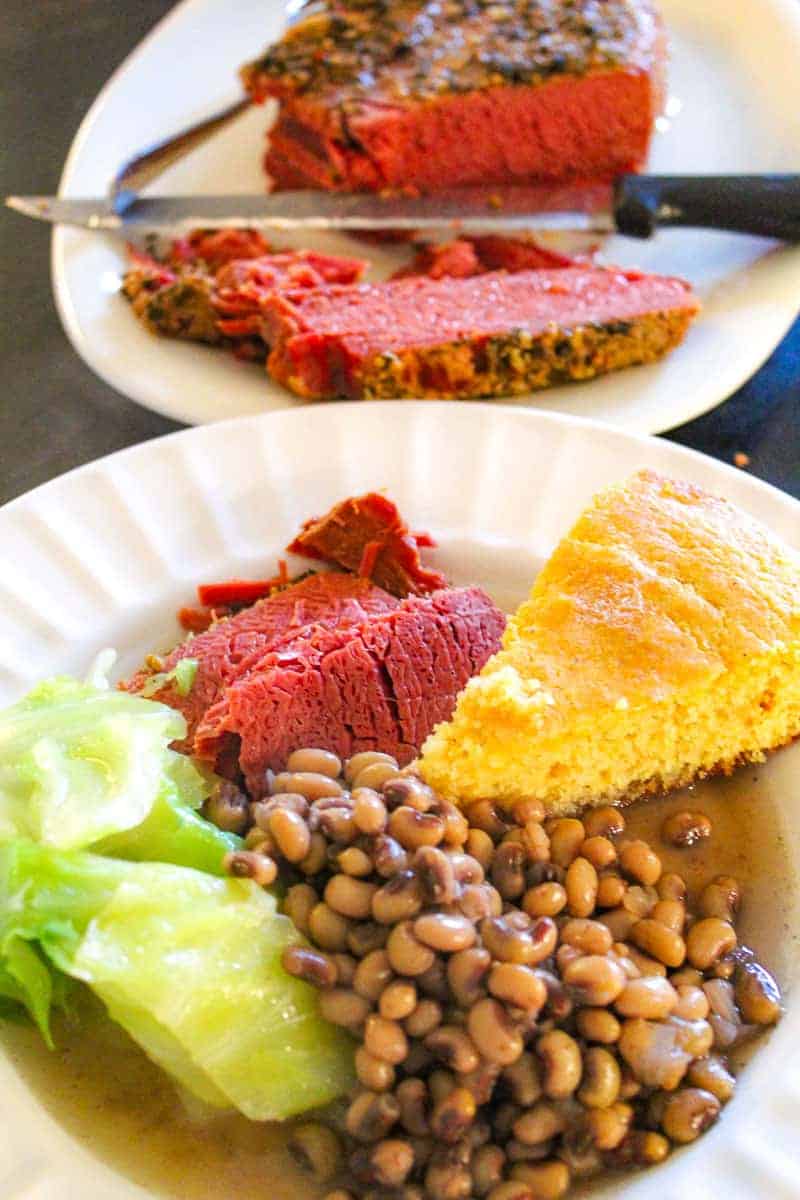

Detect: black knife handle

[614,174,800,241]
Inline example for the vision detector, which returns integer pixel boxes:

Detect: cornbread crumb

[420,470,800,813]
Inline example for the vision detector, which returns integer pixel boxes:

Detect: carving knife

[6,176,800,240]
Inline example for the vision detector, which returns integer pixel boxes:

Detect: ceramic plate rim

[50,0,800,433]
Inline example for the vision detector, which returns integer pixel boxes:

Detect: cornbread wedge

[420,470,800,813]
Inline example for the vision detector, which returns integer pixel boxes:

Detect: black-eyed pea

[287,1121,343,1182]
[488,963,547,1015]
[352,787,388,835]
[564,856,598,918]
[598,906,638,941]
[657,872,687,903]
[562,955,626,1006]
[429,1086,477,1143]
[354,949,393,1002]
[379,979,417,1021]
[522,882,567,918]
[337,845,373,876]
[424,1025,480,1075]
[651,899,686,932]
[364,1014,408,1065]
[387,920,435,976]
[372,870,423,924]
[471,1144,505,1197]
[466,828,495,871]
[273,771,344,800]
[404,998,443,1039]
[586,1101,633,1150]
[502,1052,543,1106]
[355,1046,396,1092]
[661,1088,721,1143]
[622,885,656,919]
[465,799,509,839]
[577,1046,621,1108]
[686,1054,736,1101]
[364,1137,415,1188]
[686,918,737,970]
[625,946,667,977]
[699,875,741,922]
[481,914,557,966]
[414,845,458,906]
[414,912,476,953]
[512,1100,567,1145]
[509,1161,570,1199]
[447,946,492,1008]
[614,975,678,1019]
[395,1078,429,1137]
[619,840,662,886]
[347,921,388,959]
[631,918,686,968]
[286,748,342,777]
[547,819,586,867]
[596,873,627,909]
[345,1089,400,1142]
[575,1007,621,1044]
[424,1157,472,1200]
[522,820,551,863]
[491,841,527,900]
[324,874,377,919]
[556,944,582,974]
[388,806,445,850]
[283,883,318,936]
[344,752,397,784]
[673,984,709,1021]
[583,806,626,839]
[318,988,371,1030]
[300,831,329,875]
[670,966,703,987]
[224,849,277,887]
[618,1019,693,1090]
[661,810,712,848]
[468,998,524,1066]
[580,835,617,870]
[485,1183,532,1200]
[309,902,351,951]
[537,1030,582,1097]
[559,918,613,955]
[427,1069,456,1106]
[282,945,338,989]
[382,774,435,812]
[734,960,782,1024]
[670,1015,715,1058]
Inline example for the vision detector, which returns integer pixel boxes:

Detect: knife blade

[5,185,615,236]
[7,176,800,241]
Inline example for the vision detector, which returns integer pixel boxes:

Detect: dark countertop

[1,0,798,506]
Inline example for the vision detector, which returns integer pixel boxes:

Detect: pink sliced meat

[193,586,506,796]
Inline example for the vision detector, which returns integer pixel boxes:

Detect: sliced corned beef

[121,244,367,352]
[243,0,665,194]
[122,572,398,749]
[262,267,700,401]
[392,237,581,282]
[193,586,505,795]
[288,492,446,597]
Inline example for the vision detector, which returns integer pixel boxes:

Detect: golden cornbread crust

[355,311,695,401]
[419,470,800,813]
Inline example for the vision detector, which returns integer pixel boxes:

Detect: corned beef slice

[262,267,700,401]
[288,493,447,597]
[122,245,367,349]
[123,572,398,748]
[243,0,665,194]
[193,587,505,795]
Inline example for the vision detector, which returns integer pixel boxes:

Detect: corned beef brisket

[288,493,446,597]
[193,587,505,796]
[242,0,666,194]
[123,572,399,750]
[262,267,700,401]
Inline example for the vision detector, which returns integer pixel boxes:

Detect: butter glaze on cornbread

[420,470,800,813]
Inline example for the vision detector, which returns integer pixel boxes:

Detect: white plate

[52,0,800,434]
[0,403,799,1198]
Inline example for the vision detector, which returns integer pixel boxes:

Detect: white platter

[0,403,799,1198]
[52,0,800,433]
